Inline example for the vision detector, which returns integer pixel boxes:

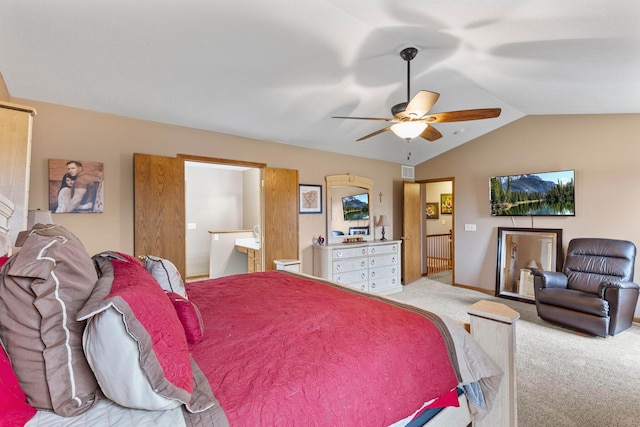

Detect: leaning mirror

[325,174,374,244]
[496,227,563,303]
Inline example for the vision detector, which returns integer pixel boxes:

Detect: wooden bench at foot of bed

[468,300,519,427]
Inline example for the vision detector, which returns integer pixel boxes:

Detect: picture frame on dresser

[299,184,322,214]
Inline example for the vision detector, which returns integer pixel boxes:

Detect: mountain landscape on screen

[489,170,575,216]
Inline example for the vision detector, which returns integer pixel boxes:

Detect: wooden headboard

[0,192,15,256]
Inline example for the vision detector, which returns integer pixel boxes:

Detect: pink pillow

[0,345,37,426]
[0,256,9,269]
[166,292,204,344]
[79,254,193,410]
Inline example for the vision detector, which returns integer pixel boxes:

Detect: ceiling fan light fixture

[391,122,428,141]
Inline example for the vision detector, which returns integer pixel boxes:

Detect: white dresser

[312,240,402,295]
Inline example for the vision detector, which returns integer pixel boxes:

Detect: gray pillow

[142,255,186,298]
[0,224,98,416]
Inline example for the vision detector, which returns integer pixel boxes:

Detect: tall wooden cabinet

[0,101,36,246]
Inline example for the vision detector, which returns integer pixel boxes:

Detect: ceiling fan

[333,47,501,142]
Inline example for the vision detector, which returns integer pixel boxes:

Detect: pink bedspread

[186,272,459,426]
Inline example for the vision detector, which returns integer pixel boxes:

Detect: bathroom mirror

[325,174,374,244]
[496,227,563,303]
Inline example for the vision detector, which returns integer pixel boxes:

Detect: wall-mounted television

[342,193,370,221]
[489,169,575,216]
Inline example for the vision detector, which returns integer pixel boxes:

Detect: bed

[0,197,518,427]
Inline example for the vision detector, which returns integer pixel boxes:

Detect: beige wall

[416,114,640,316]
[15,98,402,274]
[11,94,640,315]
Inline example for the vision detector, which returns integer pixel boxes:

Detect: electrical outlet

[465,224,477,231]
[187,223,197,230]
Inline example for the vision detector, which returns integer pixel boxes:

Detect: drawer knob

[336,264,342,271]
[370,248,376,254]
[360,261,366,268]
[371,282,376,289]
[360,272,366,280]
[371,271,376,278]
[336,251,343,258]
[370,259,376,266]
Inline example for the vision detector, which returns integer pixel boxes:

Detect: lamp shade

[27,209,53,229]
[526,260,539,270]
[376,215,389,227]
[390,122,427,140]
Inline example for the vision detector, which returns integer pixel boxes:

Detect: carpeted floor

[387,277,640,427]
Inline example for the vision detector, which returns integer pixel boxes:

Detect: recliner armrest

[599,281,640,297]
[532,270,568,289]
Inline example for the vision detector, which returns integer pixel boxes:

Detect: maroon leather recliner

[533,238,639,337]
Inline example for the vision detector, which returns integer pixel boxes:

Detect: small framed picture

[440,193,453,215]
[426,202,439,219]
[299,184,322,214]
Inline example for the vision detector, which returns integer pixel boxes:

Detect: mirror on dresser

[325,174,374,244]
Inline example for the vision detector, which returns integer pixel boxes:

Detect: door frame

[178,154,267,277]
[420,177,455,283]
[402,177,456,285]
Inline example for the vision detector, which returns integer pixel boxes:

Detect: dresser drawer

[342,281,369,292]
[368,243,399,256]
[369,264,398,280]
[369,275,399,292]
[369,253,398,268]
[332,246,368,259]
[333,258,368,274]
[334,269,368,285]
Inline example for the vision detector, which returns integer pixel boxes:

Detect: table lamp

[376,215,389,241]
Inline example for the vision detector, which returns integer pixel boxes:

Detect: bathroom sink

[235,238,260,251]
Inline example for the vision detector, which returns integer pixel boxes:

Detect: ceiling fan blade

[424,108,501,123]
[356,126,391,141]
[419,125,442,142]
[332,116,394,122]
[404,91,440,118]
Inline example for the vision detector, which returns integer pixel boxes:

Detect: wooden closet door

[133,153,186,277]
[0,102,35,245]
[263,167,298,270]
[402,181,422,285]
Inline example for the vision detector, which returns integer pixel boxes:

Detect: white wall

[185,164,244,277]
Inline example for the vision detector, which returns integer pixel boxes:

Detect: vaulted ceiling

[1,1,638,165]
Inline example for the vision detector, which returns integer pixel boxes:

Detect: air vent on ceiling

[401,165,415,180]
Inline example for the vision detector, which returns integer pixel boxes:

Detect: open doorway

[184,161,262,281]
[423,179,454,285]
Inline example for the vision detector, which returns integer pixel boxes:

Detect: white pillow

[82,307,183,410]
[0,234,11,257]
[143,255,186,297]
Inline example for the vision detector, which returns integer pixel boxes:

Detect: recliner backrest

[564,238,636,294]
